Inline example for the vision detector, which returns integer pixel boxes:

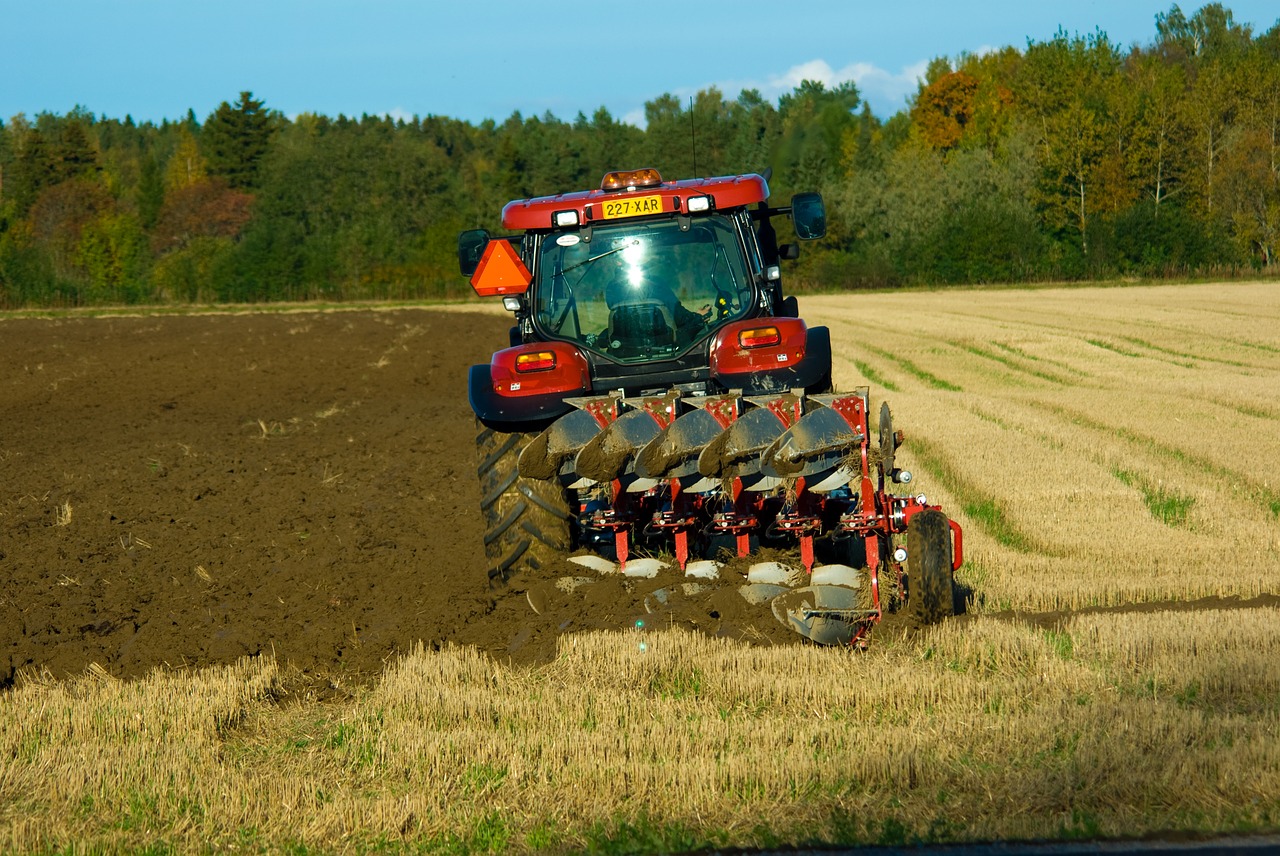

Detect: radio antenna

[689,95,697,178]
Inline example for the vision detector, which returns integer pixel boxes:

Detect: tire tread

[908,509,955,624]
[476,421,571,582]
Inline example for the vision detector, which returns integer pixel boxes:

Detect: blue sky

[4,1,1278,127]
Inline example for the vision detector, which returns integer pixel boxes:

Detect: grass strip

[0,298,483,320]
[1085,337,1194,368]
[1085,338,1142,359]
[908,436,1046,553]
[864,345,962,392]
[1116,334,1247,368]
[1034,401,1280,519]
[951,340,1070,384]
[1112,468,1196,527]
[1206,397,1280,421]
[990,341,1088,376]
[1221,334,1280,355]
[851,358,900,392]
[967,405,1013,431]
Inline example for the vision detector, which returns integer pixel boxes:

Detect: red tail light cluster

[710,317,808,377]
[515,351,557,372]
[491,342,589,397]
[737,326,782,348]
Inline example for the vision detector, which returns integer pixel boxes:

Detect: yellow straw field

[2,609,1277,852]
[806,282,1280,612]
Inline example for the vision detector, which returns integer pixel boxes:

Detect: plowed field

[0,308,796,686]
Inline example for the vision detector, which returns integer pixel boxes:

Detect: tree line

[1,3,1277,308]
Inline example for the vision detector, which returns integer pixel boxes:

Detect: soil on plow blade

[0,308,807,688]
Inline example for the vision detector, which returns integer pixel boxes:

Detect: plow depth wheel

[476,421,571,583]
[907,509,955,623]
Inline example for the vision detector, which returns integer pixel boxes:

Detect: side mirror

[458,229,491,276]
[790,192,826,241]
[779,243,800,260]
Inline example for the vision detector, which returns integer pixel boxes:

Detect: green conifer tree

[203,91,272,189]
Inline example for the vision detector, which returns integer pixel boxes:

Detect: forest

[0,3,1277,308]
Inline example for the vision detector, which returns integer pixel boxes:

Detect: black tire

[810,375,834,397]
[476,421,572,583]
[907,509,955,624]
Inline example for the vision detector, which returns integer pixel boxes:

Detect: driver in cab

[603,270,711,347]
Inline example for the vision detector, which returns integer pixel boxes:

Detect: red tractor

[461,168,961,644]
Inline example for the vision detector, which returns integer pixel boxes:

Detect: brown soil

[0,309,801,687]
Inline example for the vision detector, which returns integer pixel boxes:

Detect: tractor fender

[468,364,576,430]
[712,325,832,395]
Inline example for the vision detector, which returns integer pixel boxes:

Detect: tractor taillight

[491,342,590,397]
[738,326,782,348]
[515,351,557,372]
[710,317,808,378]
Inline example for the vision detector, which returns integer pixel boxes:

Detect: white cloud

[618,57,931,128]
[632,57,926,127]
[621,106,647,128]
[750,58,929,116]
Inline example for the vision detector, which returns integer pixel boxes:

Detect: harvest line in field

[1033,399,1280,519]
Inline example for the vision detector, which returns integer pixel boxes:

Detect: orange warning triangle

[470,239,532,297]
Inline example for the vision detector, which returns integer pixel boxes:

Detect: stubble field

[1,282,1278,852]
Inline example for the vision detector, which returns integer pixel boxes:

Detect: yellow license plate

[599,194,663,220]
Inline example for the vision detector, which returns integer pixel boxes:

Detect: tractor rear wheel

[476,421,572,583]
[907,509,954,624]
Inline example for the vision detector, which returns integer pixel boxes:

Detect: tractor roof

[501,169,769,232]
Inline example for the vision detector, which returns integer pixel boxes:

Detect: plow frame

[555,386,961,643]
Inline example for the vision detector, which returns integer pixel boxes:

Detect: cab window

[533,216,754,363]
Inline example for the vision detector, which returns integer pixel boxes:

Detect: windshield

[533,215,755,363]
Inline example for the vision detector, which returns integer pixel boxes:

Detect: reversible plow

[515,388,961,645]
[462,166,962,645]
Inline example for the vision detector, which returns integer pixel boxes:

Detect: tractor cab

[460,168,826,369]
[534,213,755,363]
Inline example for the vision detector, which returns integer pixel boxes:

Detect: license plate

[599,194,663,220]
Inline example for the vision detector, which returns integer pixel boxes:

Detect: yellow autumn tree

[912,71,980,151]
[164,127,207,192]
